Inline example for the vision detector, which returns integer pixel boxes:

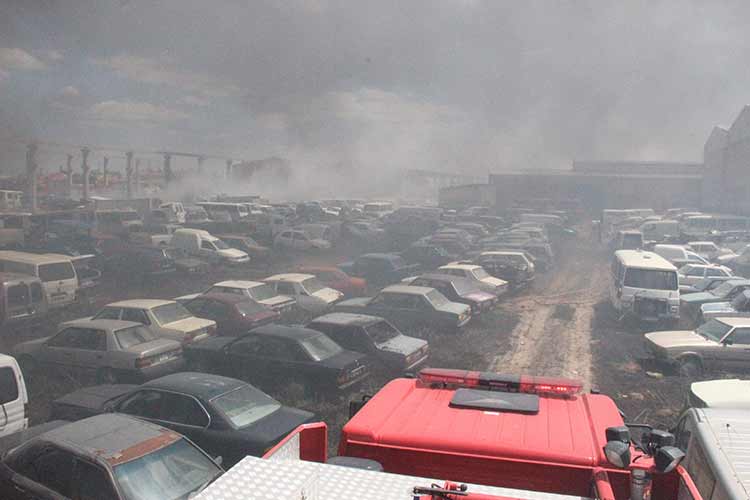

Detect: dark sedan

[49,372,315,467]
[184,325,370,394]
[183,292,280,336]
[407,273,497,315]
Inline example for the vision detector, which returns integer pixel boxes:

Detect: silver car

[14,319,184,384]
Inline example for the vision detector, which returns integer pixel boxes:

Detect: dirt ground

[2,223,721,454]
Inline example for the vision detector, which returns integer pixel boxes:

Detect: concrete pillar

[163,154,172,186]
[225,159,233,180]
[102,156,109,188]
[197,156,204,174]
[26,143,38,212]
[125,152,134,199]
[65,154,74,195]
[81,147,91,201]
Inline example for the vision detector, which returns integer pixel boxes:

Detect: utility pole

[102,156,109,188]
[225,159,233,180]
[125,152,134,199]
[81,147,91,201]
[26,143,39,212]
[163,153,172,187]
[65,154,74,196]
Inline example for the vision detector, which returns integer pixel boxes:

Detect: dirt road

[491,230,609,390]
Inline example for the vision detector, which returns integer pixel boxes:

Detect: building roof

[107,299,175,308]
[144,372,247,401]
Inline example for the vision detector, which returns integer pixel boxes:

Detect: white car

[274,229,331,251]
[678,264,733,287]
[89,299,216,345]
[437,263,508,296]
[687,241,736,262]
[263,273,343,314]
[700,290,750,322]
[176,280,297,314]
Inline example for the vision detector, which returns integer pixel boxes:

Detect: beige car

[644,317,750,376]
[90,299,217,346]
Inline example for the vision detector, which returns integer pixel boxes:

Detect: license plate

[158,354,171,363]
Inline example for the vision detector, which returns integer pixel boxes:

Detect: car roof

[381,284,432,295]
[439,263,479,271]
[309,312,382,327]
[213,280,265,288]
[250,324,322,340]
[412,273,468,285]
[691,379,750,409]
[61,319,143,331]
[480,251,525,257]
[692,408,750,497]
[143,372,247,400]
[264,273,315,282]
[715,316,750,327]
[107,299,175,308]
[342,378,620,469]
[614,250,676,271]
[38,414,182,466]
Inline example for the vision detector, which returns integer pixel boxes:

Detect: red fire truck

[336,368,701,500]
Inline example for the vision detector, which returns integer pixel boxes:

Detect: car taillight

[135,357,153,368]
[418,368,582,396]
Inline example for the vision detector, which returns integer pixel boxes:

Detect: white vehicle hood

[219,248,249,259]
[163,317,215,332]
[312,288,343,304]
[482,276,508,288]
[260,295,296,307]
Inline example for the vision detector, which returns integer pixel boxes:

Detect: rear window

[247,284,277,301]
[300,334,343,361]
[38,262,75,282]
[212,385,281,429]
[0,366,19,405]
[151,303,193,324]
[115,326,157,349]
[365,321,400,344]
[236,300,268,316]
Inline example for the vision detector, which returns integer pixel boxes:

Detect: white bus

[0,251,79,308]
[610,250,679,323]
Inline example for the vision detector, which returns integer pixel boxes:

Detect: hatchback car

[13,319,184,383]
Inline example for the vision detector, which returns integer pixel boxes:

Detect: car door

[720,327,750,372]
[72,458,119,500]
[40,327,102,376]
[223,335,277,388]
[279,339,323,388]
[11,445,76,498]
[154,392,212,454]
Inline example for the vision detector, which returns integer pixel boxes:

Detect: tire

[679,357,702,377]
[97,367,118,384]
[17,355,37,379]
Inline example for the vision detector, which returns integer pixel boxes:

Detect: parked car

[102,244,177,279]
[338,253,420,287]
[679,275,735,294]
[0,413,223,500]
[474,251,536,288]
[274,229,331,251]
[184,325,370,393]
[164,246,211,274]
[178,280,297,314]
[333,285,471,333]
[263,273,343,314]
[653,244,710,267]
[182,293,280,335]
[216,234,270,260]
[700,289,750,322]
[91,299,217,346]
[49,372,315,467]
[677,263,732,287]
[400,242,455,270]
[13,319,184,383]
[405,274,497,315]
[296,266,367,296]
[437,263,508,296]
[645,317,750,376]
[687,241,735,262]
[0,354,28,438]
[307,313,428,372]
[171,228,249,265]
[680,279,750,321]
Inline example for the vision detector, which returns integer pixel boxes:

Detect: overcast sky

[1,0,750,177]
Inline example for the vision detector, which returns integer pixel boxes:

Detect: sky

[1,0,750,182]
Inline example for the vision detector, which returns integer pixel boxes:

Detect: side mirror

[213,456,223,466]
[603,440,631,469]
[654,446,685,474]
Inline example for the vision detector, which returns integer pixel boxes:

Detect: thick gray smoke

[2,0,750,196]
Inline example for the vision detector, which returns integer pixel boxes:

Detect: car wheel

[17,355,37,379]
[97,368,118,384]
[679,358,702,377]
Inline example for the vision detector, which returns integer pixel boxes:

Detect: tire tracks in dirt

[490,239,609,390]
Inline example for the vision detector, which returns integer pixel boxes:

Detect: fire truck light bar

[418,368,583,396]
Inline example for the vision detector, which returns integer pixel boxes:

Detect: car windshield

[426,289,449,307]
[236,300,268,316]
[623,269,678,290]
[695,320,732,342]
[212,385,281,429]
[152,303,193,324]
[731,292,748,309]
[115,326,157,349]
[451,279,477,296]
[301,277,325,294]
[365,321,400,344]
[300,333,343,361]
[471,268,490,280]
[249,284,277,301]
[113,438,222,500]
[677,264,692,275]
[213,239,229,250]
[38,262,75,282]
[712,282,740,298]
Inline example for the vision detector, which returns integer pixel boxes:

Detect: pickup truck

[338,253,420,287]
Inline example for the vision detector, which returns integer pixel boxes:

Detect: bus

[0,251,79,307]
[610,250,679,323]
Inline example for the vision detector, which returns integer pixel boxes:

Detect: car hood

[163,317,216,332]
[53,384,137,413]
[645,330,717,349]
[681,292,718,303]
[462,291,496,303]
[700,301,735,313]
[481,276,509,287]
[376,335,428,355]
[335,297,371,308]
[240,406,316,446]
[437,301,472,315]
[129,338,181,356]
[219,248,249,259]
[260,295,296,307]
[312,288,343,303]
[174,293,200,303]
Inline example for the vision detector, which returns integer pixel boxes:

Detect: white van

[640,220,680,243]
[0,251,79,307]
[686,379,750,410]
[653,244,709,267]
[159,202,186,224]
[610,250,679,323]
[0,354,28,438]
[170,228,249,265]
